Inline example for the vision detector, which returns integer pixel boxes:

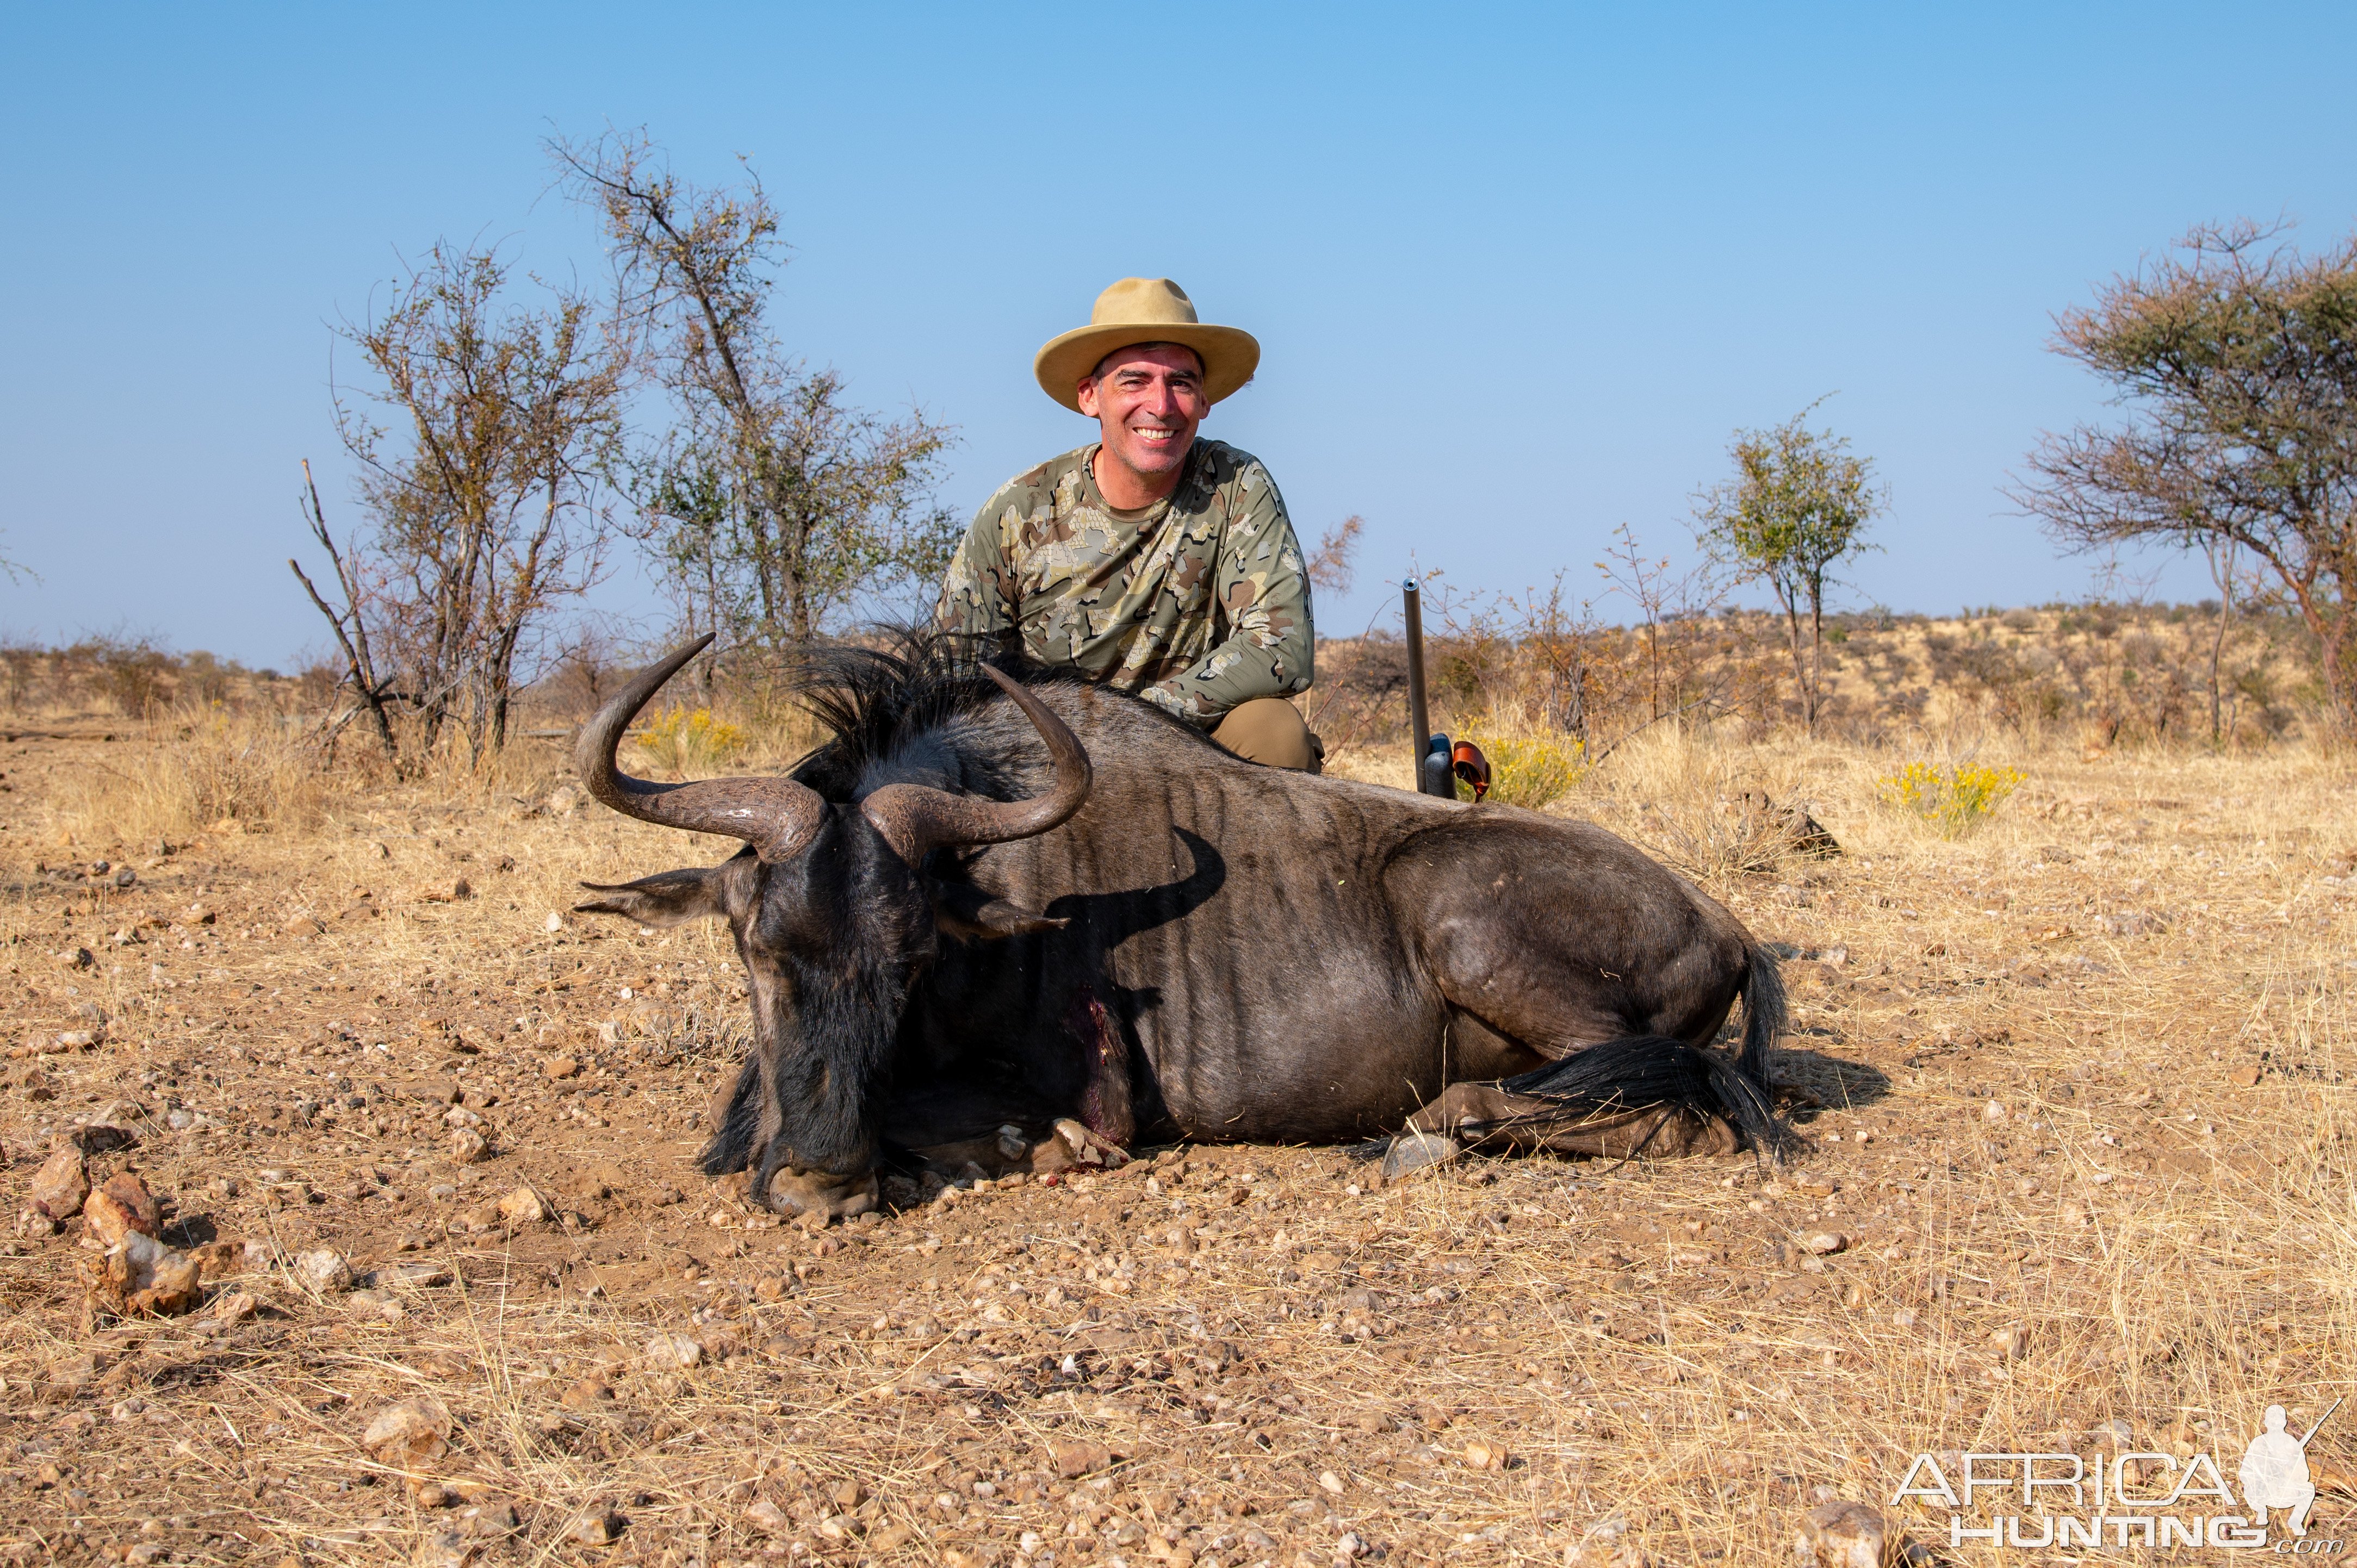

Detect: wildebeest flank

[575,631,1788,1217]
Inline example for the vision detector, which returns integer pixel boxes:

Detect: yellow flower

[636,706,745,775]
[1877,761,2023,836]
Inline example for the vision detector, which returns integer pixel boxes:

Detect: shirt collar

[1079,439,1208,522]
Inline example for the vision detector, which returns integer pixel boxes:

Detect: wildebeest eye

[929,880,1067,941]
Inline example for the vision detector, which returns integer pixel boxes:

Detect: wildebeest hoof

[1047,1117,1128,1170]
[762,1166,878,1222]
[1381,1130,1462,1182]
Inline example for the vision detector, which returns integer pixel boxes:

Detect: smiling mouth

[1132,426,1181,444]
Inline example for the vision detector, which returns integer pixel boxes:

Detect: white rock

[1794,1500,1889,1568]
[645,1333,702,1370]
[295,1247,353,1294]
[361,1396,451,1467]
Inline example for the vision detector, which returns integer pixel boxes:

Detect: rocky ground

[1,732,2353,1566]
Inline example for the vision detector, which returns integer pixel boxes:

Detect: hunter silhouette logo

[2242,1400,2337,1539]
[1891,1398,2346,1551]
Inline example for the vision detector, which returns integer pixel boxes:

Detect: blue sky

[4,3,2353,669]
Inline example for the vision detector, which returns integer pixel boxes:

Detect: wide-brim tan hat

[1034,277,1260,412]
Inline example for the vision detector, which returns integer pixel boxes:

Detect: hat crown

[1089,277,1200,328]
[1033,277,1257,412]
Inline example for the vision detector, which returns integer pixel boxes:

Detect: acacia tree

[2013,222,2357,737]
[1697,408,1880,736]
[553,131,957,650]
[296,242,625,763]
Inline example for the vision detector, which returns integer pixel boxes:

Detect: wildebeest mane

[786,626,1006,782]
[784,625,1214,799]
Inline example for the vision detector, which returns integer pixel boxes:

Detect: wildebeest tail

[700,1059,761,1176]
[1736,939,1785,1087]
[1497,1032,1793,1158]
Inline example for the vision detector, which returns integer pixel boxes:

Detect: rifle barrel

[1403,578,1434,794]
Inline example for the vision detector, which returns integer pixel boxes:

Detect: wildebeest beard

[731,950,917,1188]
[708,839,937,1191]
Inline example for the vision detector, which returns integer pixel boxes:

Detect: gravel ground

[1,732,2353,1566]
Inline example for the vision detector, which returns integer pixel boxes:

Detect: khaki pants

[1210,697,1321,771]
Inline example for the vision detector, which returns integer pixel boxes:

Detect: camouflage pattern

[934,439,1312,726]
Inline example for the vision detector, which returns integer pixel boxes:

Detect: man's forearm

[1146,622,1313,725]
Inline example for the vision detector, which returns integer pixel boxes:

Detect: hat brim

[1033,322,1260,413]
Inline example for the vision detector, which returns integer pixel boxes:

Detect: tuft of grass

[1877,759,2025,836]
[1598,726,1827,881]
[636,706,747,778]
[53,704,346,841]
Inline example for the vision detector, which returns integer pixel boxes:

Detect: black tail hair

[702,1058,761,1175]
[1490,944,1793,1159]
[1735,939,1785,1087]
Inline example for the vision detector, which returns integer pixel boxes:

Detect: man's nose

[1144,377,1187,420]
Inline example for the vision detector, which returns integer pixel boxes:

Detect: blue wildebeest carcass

[574,631,1788,1217]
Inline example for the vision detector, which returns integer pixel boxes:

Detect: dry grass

[1,724,2353,1566]
[46,707,358,845]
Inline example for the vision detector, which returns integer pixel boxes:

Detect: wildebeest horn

[574,636,825,863]
[860,667,1093,863]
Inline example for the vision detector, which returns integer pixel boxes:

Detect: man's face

[1076,343,1208,494]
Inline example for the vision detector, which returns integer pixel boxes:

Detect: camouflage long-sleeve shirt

[933,439,1313,726]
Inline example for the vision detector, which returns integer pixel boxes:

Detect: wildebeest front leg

[763,1164,880,1221]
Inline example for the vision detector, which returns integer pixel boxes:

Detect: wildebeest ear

[930,880,1068,941]
[575,866,738,927]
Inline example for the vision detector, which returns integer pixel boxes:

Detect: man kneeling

[936,276,1319,769]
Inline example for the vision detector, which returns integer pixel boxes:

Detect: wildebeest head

[569,635,1091,1216]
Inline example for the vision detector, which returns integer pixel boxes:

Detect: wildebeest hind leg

[1381,1009,1747,1181]
[1382,1067,1739,1181]
[1418,1078,1738,1157]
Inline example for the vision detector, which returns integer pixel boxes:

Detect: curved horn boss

[574,635,825,863]
[858,667,1094,863]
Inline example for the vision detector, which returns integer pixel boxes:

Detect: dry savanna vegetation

[0,603,2352,1568]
